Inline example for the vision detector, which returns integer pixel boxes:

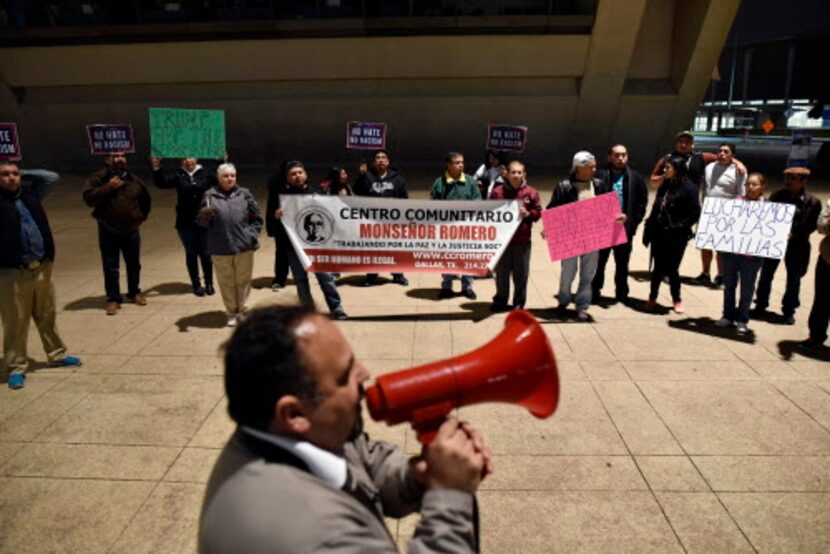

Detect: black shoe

[438,289,454,299]
[783,314,795,325]
[392,275,409,286]
[691,272,711,285]
[799,337,824,351]
[205,284,215,296]
[193,284,206,297]
[362,276,378,287]
[331,308,348,321]
[713,275,723,287]
[489,302,510,313]
[462,288,477,300]
[616,294,629,305]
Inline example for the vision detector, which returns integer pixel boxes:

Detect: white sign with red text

[280,195,521,275]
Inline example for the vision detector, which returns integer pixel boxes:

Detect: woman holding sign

[151,156,217,297]
[715,173,766,333]
[197,164,262,327]
[643,156,701,313]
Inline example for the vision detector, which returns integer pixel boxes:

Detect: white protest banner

[280,196,520,275]
[695,197,795,260]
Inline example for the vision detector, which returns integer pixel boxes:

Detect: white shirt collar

[185,164,203,177]
[240,426,348,489]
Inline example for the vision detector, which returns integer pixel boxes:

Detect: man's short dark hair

[507,159,526,171]
[0,160,18,169]
[719,142,736,156]
[608,143,627,154]
[224,306,320,430]
[373,149,389,161]
[444,151,463,164]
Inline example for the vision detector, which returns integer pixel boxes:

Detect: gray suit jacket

[199,430,477,553]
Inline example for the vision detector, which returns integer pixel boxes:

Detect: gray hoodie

[197,186,262,256]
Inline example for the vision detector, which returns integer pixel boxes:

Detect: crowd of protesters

[1,130,828,389]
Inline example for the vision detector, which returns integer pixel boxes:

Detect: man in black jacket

[353,150,409,287]
[266,161,291,292]
[592,144,648,304]
[270,161,347,320]
[151,156,216,297]
[754,166,823,325]
[0,162,82,389]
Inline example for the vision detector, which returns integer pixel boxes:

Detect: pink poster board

[541,192,627,261]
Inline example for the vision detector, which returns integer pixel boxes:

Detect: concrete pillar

[663,0,741,141]
[569,0,649,156]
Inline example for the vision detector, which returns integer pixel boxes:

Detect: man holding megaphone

[199,306,495,553]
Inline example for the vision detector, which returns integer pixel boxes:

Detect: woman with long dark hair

[321,166,353,196]
[644,155,701,313]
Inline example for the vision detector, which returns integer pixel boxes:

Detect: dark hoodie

[353,168,408,199]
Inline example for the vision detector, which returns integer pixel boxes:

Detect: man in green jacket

[431,152,481,299]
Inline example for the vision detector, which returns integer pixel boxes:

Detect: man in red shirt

[488,160,542,311]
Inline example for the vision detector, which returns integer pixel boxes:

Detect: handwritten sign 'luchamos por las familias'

[149,108,225,159]
[695,197,795,260]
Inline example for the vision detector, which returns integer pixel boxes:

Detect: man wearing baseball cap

[650,131,717,192]
[753,166,822,325]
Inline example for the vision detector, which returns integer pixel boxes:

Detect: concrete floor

[0,171,828,553]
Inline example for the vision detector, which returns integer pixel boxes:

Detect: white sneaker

[226,314,237,327]
[736,322,748,334]
[715,318,733,328]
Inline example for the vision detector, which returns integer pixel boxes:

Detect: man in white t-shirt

[693,142,746,287]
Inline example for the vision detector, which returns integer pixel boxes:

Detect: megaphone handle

[415,427,439,445]
[411,401,455,445]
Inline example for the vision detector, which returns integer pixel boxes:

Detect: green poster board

[149,108,226,159]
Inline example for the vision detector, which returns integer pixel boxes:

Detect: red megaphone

[365,309,559,444]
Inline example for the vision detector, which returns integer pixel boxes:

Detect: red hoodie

[489,181,542,245]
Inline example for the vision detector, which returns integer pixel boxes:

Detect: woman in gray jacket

[197,163,262,326]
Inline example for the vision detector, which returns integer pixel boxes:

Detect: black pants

[178,227,212,286]
[493,243,531,308]
[273,236,290,287]
[807,255,829,343]
[98,223,141,303]
[650,235,688,302]
[592,241,633,300]
[754,241,811,316]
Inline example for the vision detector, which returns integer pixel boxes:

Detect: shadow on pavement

[668,316,757,344]
[145,282,192,296]
[176,311,228,332]
[348,301,492,323]
[777,340,830,362]
[63,295,107,311]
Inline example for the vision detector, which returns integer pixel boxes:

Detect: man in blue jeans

[0,162,82,389]
[82,153,151,316]
[271,161,347,320]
